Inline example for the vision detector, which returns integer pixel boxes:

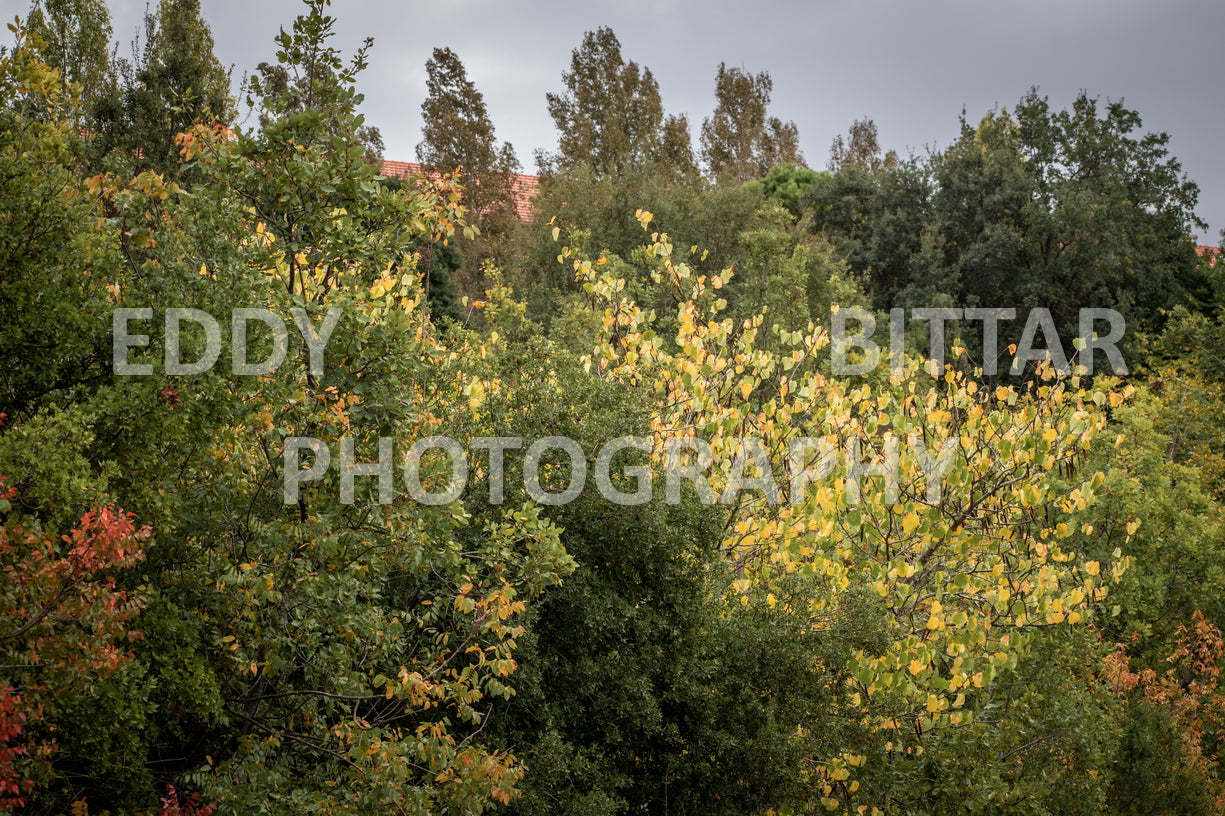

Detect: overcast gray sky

[9,0,1224,241]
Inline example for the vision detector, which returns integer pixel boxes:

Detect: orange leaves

[2,504,149,618]
[1107,611,1225,804]
[0,486,151,807]
[174,122,234,163]
[60,505,150,578]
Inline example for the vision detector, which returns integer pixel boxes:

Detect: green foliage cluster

[89,0,233,178]
[539,27,695,181]
[805,92,1212,367]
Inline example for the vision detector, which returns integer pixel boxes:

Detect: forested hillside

[2,1,1223,815]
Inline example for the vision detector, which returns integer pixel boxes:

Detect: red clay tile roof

[379,160,539,223]
[1197,245,1220,265]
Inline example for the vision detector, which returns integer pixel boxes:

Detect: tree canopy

[4,4,1225,815]
[540,27,689,179]
[89,0,232,176]
[700,62,803,184]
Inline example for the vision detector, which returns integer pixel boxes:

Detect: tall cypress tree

[416,46,521,296]
[92,0,233,177]
[418,47,520,231]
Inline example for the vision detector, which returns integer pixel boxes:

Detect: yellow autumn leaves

[564,222,1136,809]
